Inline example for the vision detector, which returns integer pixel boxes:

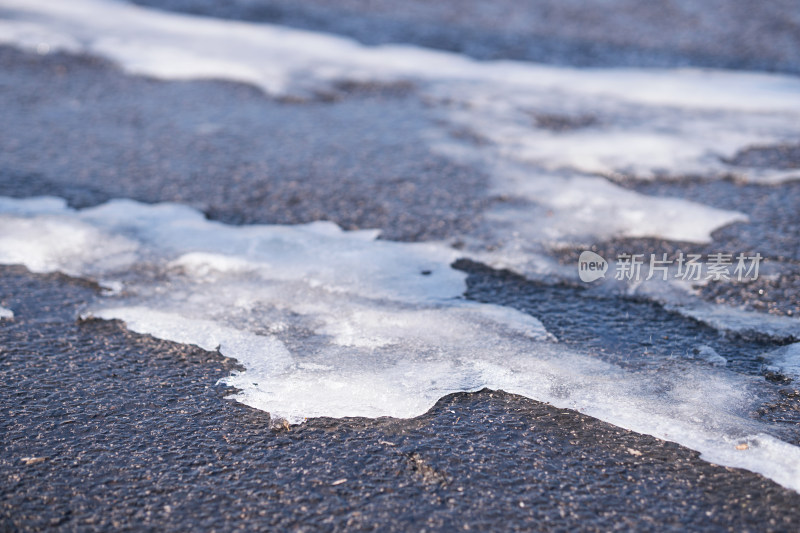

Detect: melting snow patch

[1,0,799,183]
[1,197,800,492]
[2,0,800,492]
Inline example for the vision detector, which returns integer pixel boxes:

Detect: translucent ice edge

[498,256,800,345]
[764,343,800,380]
[1,196,800,492]
[674,305,800,343]
[1,0,800,183]
[431,148,748,250]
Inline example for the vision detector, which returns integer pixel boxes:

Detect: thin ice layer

[1,196,800,492]
[673,305,800,343]
[1,0,800,183]
[432,149,747,253]
[764,344,800,380]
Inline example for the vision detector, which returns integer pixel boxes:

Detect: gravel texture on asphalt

[0,47,488,242]
[2,4,800,528]
[3,266,800,532]
[553,179,800,317]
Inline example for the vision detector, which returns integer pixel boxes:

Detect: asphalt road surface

[2,1,800,530]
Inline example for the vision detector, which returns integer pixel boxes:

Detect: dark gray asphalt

[554,179,800,318]
[130,0,800,74]
[2,3,800,530]
[0,47,487,242]
[3,265,800,532]
[633,180,800,318]
[3,44,798,317]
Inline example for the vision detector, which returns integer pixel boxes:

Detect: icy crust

[2,196,800,492]
[432,151,748,255]
[674,305,800,344]
[2,0,800,184]
[764,344,800,381]
[0,0,799,491]
[433,90,800,184]
[0,196,554,417]
[0,0,770,261]
[3,0,800,110]
[595,273,800,345]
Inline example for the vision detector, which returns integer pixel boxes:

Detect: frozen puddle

[1,196,800,492]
